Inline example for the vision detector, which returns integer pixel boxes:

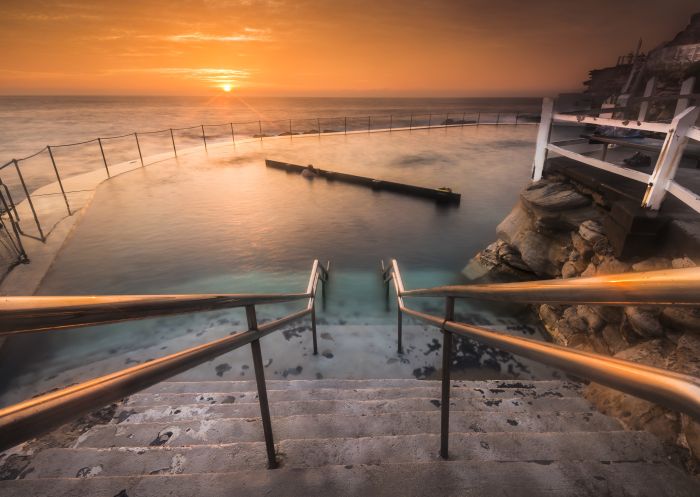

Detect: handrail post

[246,305,278,469]
[97,138,110,178]
[134,133,144,167]
[0,186,28,263]
[12,159,44,241]
[170,129,178,157]
[201,125,208,152]
[46,146,71,215]
[311,304,318,355]
[440,296,455,460]
[531,97,554,181]
[397,304,403,354]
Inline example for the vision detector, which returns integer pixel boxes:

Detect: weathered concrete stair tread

[144,379,581,394]
[2,461,697,497]
[76,411,621,448]
[126,385,582,407]
[24,431,669,479]
[115,396,593,423]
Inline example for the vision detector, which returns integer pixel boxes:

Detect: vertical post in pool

[259,121,263,141]
[389,115,393,132]
[446,113,449,127]
[461,112,466,128]
[515,111,520,125]
[317,118,321,137]
[477,112,481,126]
[496,112,501,125]
[440,296,455,460]
[289,119,292,138]
[201,125,208,152]
[428,113,432,128]
[409,114,413,131]
[12,159,44,241]
[367,116,371,133]
[46,146,71,215]
[134,133,144,167]
[344,116,347,135]
[230,123,236,147]
[97,138,110,178]
[170,129,178,157]
[246,305,278,469]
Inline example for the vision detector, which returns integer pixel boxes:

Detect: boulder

[595,256,631,275]
[581,263,597,278]
[575,305,607,333]
[496,202,532,244]
[600,324,631,354]
[521,180,591,210]
[632,257,672,272]
[561,261,578,278]
[570,232,593,258]
[624,306,664,338]
[462,240,533,281]
[672,256,696,269]
[578,220,605,243]
[660,307,700,332]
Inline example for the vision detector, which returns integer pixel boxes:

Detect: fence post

[97,138,110,178]
[440,296,455,460]
[531,97,554,181]
[134,133,144,167]
[230,123,235,146]
[642,106,700,210]
[46,146,71,215]
[170,129,178,157]
[638,77,656,122]
[12,160,44,241]
[246,305,278,469]
[674,76,696,117]
[201,125,208,152]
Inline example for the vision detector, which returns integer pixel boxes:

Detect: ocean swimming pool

[0,124,570,403]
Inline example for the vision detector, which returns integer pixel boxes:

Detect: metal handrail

[381,259,700,459]
[0,259,329,468]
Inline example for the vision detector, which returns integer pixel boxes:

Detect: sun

[222,84,232,93]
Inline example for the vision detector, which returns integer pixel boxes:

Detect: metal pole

[397,306,403,354]
[0,186,28,263]
[440,296,455,460]
[389,115,393,132]
[477,112,481,126]
[12,160,44,241]
[367,116,371,133]
[446,113,449,127]
[134,133,144,167]
[515,112,519,125]
[461,112,466,128]
[259,121,263,141]
[170,129,177,157]
[289,119,292,138]
[409,114,413,131]
[246,305,278,469]
[428,113,432,128]
[496,113,501,125]
[311,304,318,355]
[230,123,236,146]
[201,125,207,152]
[46,146,71,215]
[344,117,347,135]
[317,118,321,137]
[97,138,110,178]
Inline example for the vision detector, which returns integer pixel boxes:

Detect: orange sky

[0,0,697,96]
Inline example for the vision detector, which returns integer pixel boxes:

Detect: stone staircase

[1,378,698,496]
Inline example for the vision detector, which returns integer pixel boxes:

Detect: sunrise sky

[0,0,697,96]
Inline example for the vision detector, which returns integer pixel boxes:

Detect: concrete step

[114,396,594,424]
[144,379,581,394]
[23,431,668,479]
[125,384,582,407]
[1,460,697,496]
[75,411,621,448]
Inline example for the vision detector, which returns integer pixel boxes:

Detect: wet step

[114,396,594,424]
[23,431,668,479]
[144,379,581,394]
[125,385,582,407]
[2,460,697,497]
[75,411,621,448]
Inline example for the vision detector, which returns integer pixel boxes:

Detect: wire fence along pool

[0,109,539,278]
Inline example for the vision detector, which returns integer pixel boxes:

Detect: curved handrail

[0,260,329,458]
[382,259,700,421]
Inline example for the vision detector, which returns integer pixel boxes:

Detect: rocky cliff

[464,174,700,470]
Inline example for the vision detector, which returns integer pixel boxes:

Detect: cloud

[110,67,252,86]
[165,29,271,43]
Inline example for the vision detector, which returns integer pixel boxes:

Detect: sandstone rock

[584,339,680,444]
[624,306,664,338]
[462,257,492,280]
[495,242,531,272]
[672,256,696,269]
[567,251,589,273]
[538,304,562,329]
[667,332,700,378]
[575,305,606,333]
[660,307,700,332]
[601,324,631,354]
[581,263,597,278]
[562,306,588,333]
[578,220,605,243]
[462,241,533,281]
[595,256,631,275]
[570,232,593,258]
[510,230,563,277]
[590,305,624,324]
[631,257,671,272]
[561,261,578,278]
[521,181,590,210]
[495,202,532,244]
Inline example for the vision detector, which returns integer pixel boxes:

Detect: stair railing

[0,259,330,468]
[381,259,700,460]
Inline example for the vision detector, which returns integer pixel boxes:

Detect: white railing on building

[532,97,700,213]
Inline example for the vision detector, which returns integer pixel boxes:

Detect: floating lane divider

[265,159,461,205]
